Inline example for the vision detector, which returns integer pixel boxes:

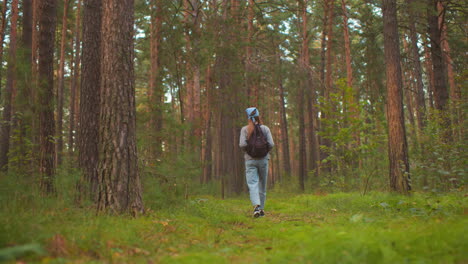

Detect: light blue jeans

[245,158,269,210]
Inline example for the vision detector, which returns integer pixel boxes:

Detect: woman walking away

[239,107,274,218]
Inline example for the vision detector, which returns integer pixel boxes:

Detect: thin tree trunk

[56,0,70,166]
[79,0,100,198]
[320,0,328,91]
[0,0,18,171]
[277,64,291,177]
[149,0,163,158]
[30,0,40,169]
[407,0,426,131]
[202,65,213,183]
[0,0,8,100]
[38,0,57,193]
[298,0,309,191]
[246,0,258,105]
[325,0,334,100]
[341,0,353,88]
[437,2,457,102]
[183,0,193,132]
[427,0,448,112]
[69,0,81,156]
[424,43,435,109]
[382,0,410,193]
[321,0,334,173]
[437,1,460,137]
[97,0,144,215]
[190,0,201,141]
[16,0,33,171]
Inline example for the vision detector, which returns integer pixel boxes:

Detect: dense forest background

[0,0,466,213]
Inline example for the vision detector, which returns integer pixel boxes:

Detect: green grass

[0,176,467,263]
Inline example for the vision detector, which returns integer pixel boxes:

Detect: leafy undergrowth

[0,190,467,263]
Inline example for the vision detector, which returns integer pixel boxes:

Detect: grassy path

[1,192,467,263]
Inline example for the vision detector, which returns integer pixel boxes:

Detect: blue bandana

[246,107,259,122]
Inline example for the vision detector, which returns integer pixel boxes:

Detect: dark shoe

[259,209,265,217]
[253,205,261,218]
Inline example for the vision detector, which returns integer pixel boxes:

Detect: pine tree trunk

[325,0,334,100]
[0,0,7,100]
[424,43,435,109]
[407,0,426,131]
[202,65,213,183]
[190,0,201,141]
[437,2,457,102]
[341,0,353,89]
[246,0,258,105]
[15,0,33,171]
[427,0,448,112]
[69,0,81,156]
[79,0,100,198]
[30,0,39,169]
[56,0,69,166]
[382,0,410,193]
[437,1,460,137]
[38,0,57,193]
[149,0,163,159]
[277,61,291,176]
[320,0,328,91]
[298,0,309,191]
[0,0,18,171]
[97,0,144,215]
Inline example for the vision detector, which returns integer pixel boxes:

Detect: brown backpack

[246,124,270,158]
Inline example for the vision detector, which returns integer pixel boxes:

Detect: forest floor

[1,183,467,263]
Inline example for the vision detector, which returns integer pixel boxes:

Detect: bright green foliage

[1,173,466,263]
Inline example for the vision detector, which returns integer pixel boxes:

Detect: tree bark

[69,0,81,156]
[382,0,410,193]
[0,0,18,171]
[276,54,291,177]
[15,0,33,171]
[298,0,309,191]
[325,0,334,100]
[437,1,460,136]
[427,0,448,112]
[437,2,457,103]
[341,0,353,89]
[202,65,213,183]
[97,0,144,215]
[407,0,426,131]
[38,0,57,193]
[0,0,8,101]
[424,43,435,109]
[79,0,100,198]
[149,0,164,158]
[56,0,70,166]
[246,0,258,106]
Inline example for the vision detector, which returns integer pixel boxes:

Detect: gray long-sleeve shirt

[239,125,274,160]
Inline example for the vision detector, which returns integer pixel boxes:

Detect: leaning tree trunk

[382,0,410,193]
[97,0,144,215]
[79,0,100,199]
[0,0,18,171]
[38,0,57,193]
